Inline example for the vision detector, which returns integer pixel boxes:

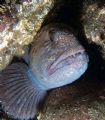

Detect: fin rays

[1,79,29,98]
[8,86,34,119]
[0,63,47,119]
[4,85,31,109]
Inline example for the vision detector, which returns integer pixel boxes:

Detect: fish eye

[48,28,57,42]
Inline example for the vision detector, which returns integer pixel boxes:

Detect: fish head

[30,24,89,89]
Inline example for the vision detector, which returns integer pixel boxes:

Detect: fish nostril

[49,34,54,42]
[71,51,86,58]
[75,51,84,56]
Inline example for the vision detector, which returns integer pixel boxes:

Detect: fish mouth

[47,49,89,76]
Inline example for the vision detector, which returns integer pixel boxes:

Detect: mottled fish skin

[30,24,89,89]
[0,24,89,120]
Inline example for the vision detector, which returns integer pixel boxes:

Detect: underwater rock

[82,0,105,58]
[40,78,105,120]
[0,0,54,70]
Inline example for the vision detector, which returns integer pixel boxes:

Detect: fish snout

[47,47,89,76]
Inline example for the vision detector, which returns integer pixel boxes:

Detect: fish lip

[46,49,88,76]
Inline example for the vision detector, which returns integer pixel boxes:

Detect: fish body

[0,24,89,119]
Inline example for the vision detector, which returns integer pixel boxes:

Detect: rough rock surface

[83,0,105,58]
[40,76,105,120]
[0,0,54,70]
